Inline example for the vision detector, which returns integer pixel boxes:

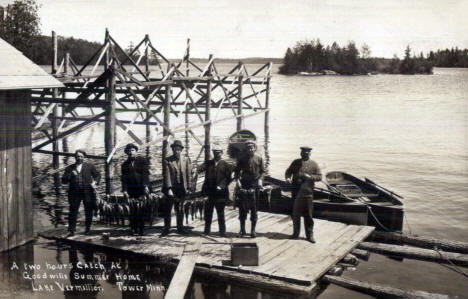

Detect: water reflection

[0,242,35,295]
[1,238,301,299]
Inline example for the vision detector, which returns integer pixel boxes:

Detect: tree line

[279,39,436,75]
[1,1,467,72]
[0,0,143,66]
[427,48,468,67]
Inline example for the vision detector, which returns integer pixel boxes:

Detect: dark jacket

[62,162,101,201]
[121,156,150,197]
[285,158,322,198]
[235,154,265,188]
[163,155,193,193]
[199,159,232,196]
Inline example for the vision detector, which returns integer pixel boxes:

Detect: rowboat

[227,129,404,231]
[261,174,404,232]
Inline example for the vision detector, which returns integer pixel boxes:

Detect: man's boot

[239,219,246,237]
[177,214,187,234]
[250,220,257,238]
[290,217,300,239]
[160,216,170,237]
[204,219,212,235]
[84,217,91,235]
[306,226,315,243]
[218,215,226,237]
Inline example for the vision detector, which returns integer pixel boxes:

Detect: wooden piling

[264,62,272,137]
[104,29,109,69]
[351,249,370,261]
[204,54,213,161]
[370,231,468,254]
[144,35,151,157]
[162,82,172,186]
[185,39,190,154]
[237,69,244,131]
[322,275,450,299]
[358,241,468,267]
[51,31,59,174]
[64,53,70,75]
[51,31,57,74]
[104,64,116,194]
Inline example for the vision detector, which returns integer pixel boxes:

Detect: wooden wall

[0,90,33,252]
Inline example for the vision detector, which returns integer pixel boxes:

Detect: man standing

[285,146,322,243]
[121,143,150,235]
[161,140,193,236]
[62,150,101,236]
[235,141,265,238]
[198,147,232,236]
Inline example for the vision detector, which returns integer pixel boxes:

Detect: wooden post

[144,35,151,157]
[263,62,272,171]
[237,68,243,131]
[61,53,69,163]
[64,53,70,75]
[51,31,59,184]
[204,54,213,161]
[162,83,172,187]
[104,64,116,194]
[184,38,190,155]
[51,31,57,74]
[264,62,272,138]
[104,28,109,69]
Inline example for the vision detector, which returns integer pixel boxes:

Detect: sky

[2,0,468,58]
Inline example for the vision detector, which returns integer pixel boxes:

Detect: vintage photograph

[1,0,467,298]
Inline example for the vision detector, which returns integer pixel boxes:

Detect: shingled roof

[0,38,63,90]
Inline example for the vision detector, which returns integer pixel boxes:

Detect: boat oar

[321,181,355,202]
[365,177,404,199]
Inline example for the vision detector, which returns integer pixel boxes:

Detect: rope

[322,180,394,232]
[404,213,413,235]
[365,205,392,232]
[434,247,468,279]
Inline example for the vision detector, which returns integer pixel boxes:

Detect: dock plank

[39,210,373,295]
[165,240,201,299]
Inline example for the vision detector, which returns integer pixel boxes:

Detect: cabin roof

[0,38,64,90]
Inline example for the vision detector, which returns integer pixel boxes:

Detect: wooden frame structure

[31,30,272,194]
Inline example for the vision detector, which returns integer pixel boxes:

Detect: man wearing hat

[162,140,193,236]
[62,150,101,236]
[285,146,322,242]
[121,143,151,235]
[234,140,265,238]
[198,146,233,236]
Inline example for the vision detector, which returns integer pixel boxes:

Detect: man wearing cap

[121,143,151,235]
[234,141,265,238]
[162,140,193,236]
[62,150,101,236]
[198,146,233,236]
[285,146,322,242]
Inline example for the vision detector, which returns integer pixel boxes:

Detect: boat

[227,129,404,231]
[261,174,404,232]
[227,129,257,159]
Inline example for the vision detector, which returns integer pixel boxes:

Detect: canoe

[261,175,404,232]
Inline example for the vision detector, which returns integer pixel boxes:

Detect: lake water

[1,66,467,298]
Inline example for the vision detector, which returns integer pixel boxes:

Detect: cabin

[0,37,63,252]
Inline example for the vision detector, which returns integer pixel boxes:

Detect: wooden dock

[40,209,374,296]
